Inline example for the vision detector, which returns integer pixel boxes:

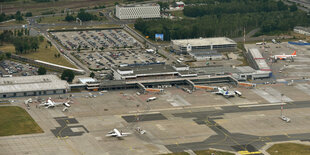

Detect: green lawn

[0,39,77,68]
[0,20,27,26]
[38,15,66,24]
[0,106,43,136]
[267,143,310,155]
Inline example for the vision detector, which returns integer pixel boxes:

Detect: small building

[188,51,223,61]
[0,75,69,98]
[115,4,160,20]
[173,1,185,8]
[294,26,310,36]
[78,77,97,84]
[171,37,236,54]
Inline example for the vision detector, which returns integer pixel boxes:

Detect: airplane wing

[120,132,131,136]
[105,133,117,137]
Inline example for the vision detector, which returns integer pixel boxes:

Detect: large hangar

[0,75,69,98]
[171,37,237,54]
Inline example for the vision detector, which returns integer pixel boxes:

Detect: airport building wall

[171,37,237,54]
[0,75,69,98]
[116,4,160,20]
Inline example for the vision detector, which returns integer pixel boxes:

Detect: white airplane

[39,98,71,108]
[213,87,235,98]
[105,129,131,138]
[271,51,296,60]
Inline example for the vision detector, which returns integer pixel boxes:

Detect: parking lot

[0,60,38,77]
[51,29,143,51]
[72,49,167,69]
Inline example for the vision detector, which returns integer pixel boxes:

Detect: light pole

[281,93,284,117]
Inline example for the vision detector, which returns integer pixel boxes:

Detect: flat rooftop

[172,37,236,47]
[0,75,69,94]
[117,3,159,7]
[119,64,177,75]
[190,66,239,75]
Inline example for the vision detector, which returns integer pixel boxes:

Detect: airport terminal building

[115,4,160,20]
[171,37,237,54]
[112,64,197,80]
[0,75,69,98]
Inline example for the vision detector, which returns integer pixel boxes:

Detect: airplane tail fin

[292,51,296,55]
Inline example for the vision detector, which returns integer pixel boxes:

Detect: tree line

[0,30,44,54]
[134,0,309,41]
[65,9,98,22]
[183,0,296,17]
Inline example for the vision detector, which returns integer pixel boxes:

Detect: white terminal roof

[78,77,96,84]
[249,48,263,59]
[176,1,185,5]
[0,75,69,94]
[172,37,236,46]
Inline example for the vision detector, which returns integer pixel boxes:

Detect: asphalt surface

[51,116,89,138]
[122,113,167,122]
[163,100,310,153]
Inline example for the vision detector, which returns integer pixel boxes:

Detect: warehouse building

[171,37,237,54]
[0,75,69,98]
[115,4,160,20]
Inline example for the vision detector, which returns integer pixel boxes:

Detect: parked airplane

[146,97,157,102]
[105,129,131,138]
[271,51,297,60]
[213,87,235,98]
[38,98,71,108]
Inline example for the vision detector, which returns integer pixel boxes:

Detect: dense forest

[134,0,310,41]
[183,0,296,17]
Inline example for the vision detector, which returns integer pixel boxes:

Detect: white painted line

[239,103,286,108]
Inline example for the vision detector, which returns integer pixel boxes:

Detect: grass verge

[0,39,76,68]
[0,106,43,136]
[267,143,310,155]
[162,149,234,155]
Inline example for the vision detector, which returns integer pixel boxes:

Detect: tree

[157,2,169,11]
[38,67,46,75]
[61,69,75,82]
[290,4,298,12]
[0,53,5,61]
[25,12,33,17]
[77,9,96,21]
[15,11,23,22]
[65,13,75,22]
[5,52,11,59]
[90,72,95,78]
